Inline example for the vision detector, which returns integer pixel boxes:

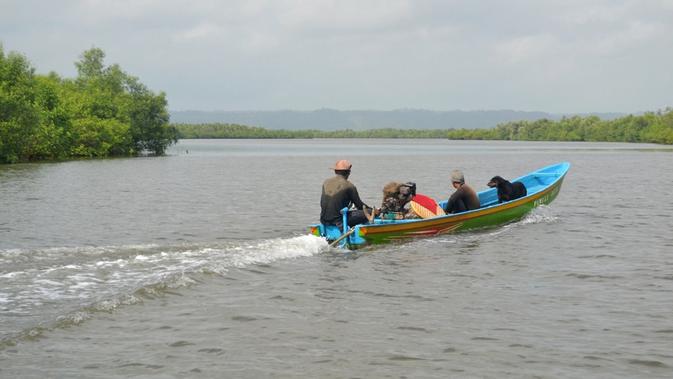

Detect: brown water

[1,139,672,378]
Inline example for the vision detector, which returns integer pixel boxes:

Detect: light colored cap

[331,159,352,170]
[450,169,465,183]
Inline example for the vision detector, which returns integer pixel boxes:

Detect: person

[378,181,418,219]
[444,169,480,214]
[320,159,372,228]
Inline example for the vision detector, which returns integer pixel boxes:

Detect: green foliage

[75,48,106,79]
[0,47,41,162]
[127,88,176,155]
[175,111,673,144]
[445,111,673,144]
[70,117,130,157]
[0,44,175,163]
[174,123,450,139]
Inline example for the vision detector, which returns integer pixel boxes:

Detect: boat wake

[0,235,328,348]
[518,205,559,225]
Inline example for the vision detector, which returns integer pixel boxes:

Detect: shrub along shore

[175,109,673,144]
[1,45,176,164]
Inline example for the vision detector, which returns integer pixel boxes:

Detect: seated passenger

[378,181,418,220]
[444,169,480,214]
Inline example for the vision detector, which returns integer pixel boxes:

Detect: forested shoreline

[175,109,673,144]
[1,45,176,164]
[3,45,672,166]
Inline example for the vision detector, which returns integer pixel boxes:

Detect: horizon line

[169,108,634,115]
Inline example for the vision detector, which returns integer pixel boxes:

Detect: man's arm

[349,185,369,210]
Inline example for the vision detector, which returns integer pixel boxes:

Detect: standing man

[320,159,371,228]
[444,169,480,214]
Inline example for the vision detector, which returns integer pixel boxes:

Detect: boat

[310,162,570,248]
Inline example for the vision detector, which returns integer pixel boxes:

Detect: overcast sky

[2,0,672,113]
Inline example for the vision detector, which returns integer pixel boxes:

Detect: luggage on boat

[380,181,417,219]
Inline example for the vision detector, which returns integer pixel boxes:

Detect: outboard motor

[398,182,416,204]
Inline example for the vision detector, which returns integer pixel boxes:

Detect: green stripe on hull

[357,177,565,247]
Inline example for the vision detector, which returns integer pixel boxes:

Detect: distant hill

[169,109,626,130]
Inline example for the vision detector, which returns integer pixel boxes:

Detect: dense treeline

[4,44,671,163]
[0,45,176,163]
[446,110,673,144]
[176,123,451,139]
[175,109,673,144]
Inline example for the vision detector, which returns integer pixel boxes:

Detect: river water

[1,139,672,378]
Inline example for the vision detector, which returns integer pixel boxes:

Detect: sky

[1,0,672,113]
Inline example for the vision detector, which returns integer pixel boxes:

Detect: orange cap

[331,159,352,170]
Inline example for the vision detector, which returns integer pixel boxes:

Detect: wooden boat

[310,162,570,248]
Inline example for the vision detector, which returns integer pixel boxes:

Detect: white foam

[213,235,328,268]
[94,298,122,312]
[33,279,64,287]
[0,271,25,279]
[0,243,162,263]
[56,311,91,325]
[520,205,558,225]
[2,235,329,332]
[166,274,197,289]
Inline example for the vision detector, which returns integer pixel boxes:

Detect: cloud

[495,34,558,65]
[1,0,672,112]
[276,0,412,31]
[591,20,664,55]
[559,1,633,25]
[173,23,224,42]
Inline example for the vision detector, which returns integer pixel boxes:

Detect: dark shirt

[444,183,480,214]
[320,175,367,225]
